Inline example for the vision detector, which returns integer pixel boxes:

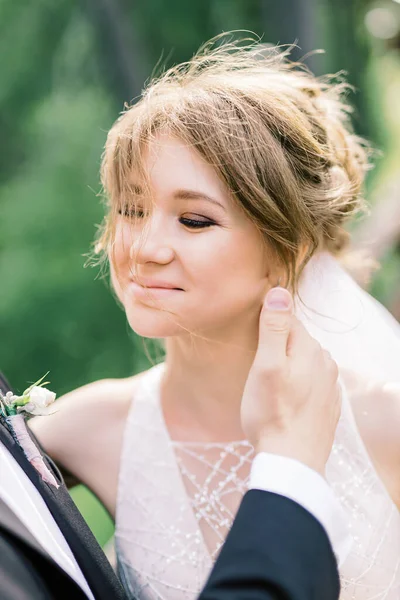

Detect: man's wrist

[250,452,352,566]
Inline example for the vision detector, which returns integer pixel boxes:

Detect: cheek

[109,223,134,274]
[189,233,268,305]
[108,223,135,303]
[109,263,124,305]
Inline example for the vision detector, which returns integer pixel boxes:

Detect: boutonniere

[0,374,59,488]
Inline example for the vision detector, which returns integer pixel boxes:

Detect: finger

[257,287,294,368]
[287,324,316,380]
[287,317,317,359]
[322,349,332,361]
[322,349,340,383]
[287,321,331,389]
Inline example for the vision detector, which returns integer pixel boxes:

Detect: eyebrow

[173,189,226,210]
[128,184,226,211]
[127,184,144,196]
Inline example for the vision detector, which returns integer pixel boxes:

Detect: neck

[162,312,260,441]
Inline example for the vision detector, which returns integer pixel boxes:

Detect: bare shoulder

[342,369,400,505]
[30,374,144,455]
[29,370,148,510]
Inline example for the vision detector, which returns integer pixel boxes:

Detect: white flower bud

[29,386,56,408]
[23,386,57,416]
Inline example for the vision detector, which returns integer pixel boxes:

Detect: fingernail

[265,287,291,310]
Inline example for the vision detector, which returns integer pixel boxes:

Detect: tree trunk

[83,0,148,106]
[260,0,320,73]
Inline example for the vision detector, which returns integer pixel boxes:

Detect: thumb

[257,287,294,366]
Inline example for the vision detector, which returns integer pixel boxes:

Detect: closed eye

[179,216,215,229]
[118,207,215,229]
[118,207,146,219]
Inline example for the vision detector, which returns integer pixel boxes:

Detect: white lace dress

[115,363,400,600]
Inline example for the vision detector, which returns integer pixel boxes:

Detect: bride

[30,38,400,599]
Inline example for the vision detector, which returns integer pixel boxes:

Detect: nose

[129,216,175,266]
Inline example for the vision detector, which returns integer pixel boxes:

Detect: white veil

[296,252,400,384]
[298,254,400,600]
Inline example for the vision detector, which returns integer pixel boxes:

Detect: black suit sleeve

[0,534,52,600]
[0,530,88,600]
[199,490,340,600]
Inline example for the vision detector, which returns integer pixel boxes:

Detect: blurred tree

[0,1,149,398]
[0,0,72,181]
[84,0,148,106]
[319,0,375,141]
[260,0,319,71]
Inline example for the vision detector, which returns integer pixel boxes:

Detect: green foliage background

[1,0,399,547]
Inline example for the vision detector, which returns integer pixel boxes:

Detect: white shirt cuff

[250,452,352,566]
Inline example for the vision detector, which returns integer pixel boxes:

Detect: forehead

[130,132,230,201]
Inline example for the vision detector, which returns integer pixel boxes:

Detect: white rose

[24,386,57,416]
[29,386,56,407]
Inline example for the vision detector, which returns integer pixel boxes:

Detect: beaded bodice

[115,363,400,600]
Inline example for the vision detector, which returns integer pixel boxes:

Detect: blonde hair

[99,36,371,290]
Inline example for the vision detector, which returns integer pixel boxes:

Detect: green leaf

[23,372,50,396]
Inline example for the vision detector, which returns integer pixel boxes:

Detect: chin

[125,305,187,339]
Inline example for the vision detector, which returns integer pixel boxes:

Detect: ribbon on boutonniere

[0,374,59,488]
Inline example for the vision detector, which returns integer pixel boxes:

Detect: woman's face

[110,133,272,339]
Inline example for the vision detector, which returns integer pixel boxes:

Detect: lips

[131,279,184,291]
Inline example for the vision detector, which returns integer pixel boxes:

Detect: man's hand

[241,287,341,476]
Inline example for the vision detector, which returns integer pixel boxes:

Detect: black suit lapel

[0,374,127,600]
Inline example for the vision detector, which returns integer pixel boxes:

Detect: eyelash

[117,209,215,230]
[180,217,214,229]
